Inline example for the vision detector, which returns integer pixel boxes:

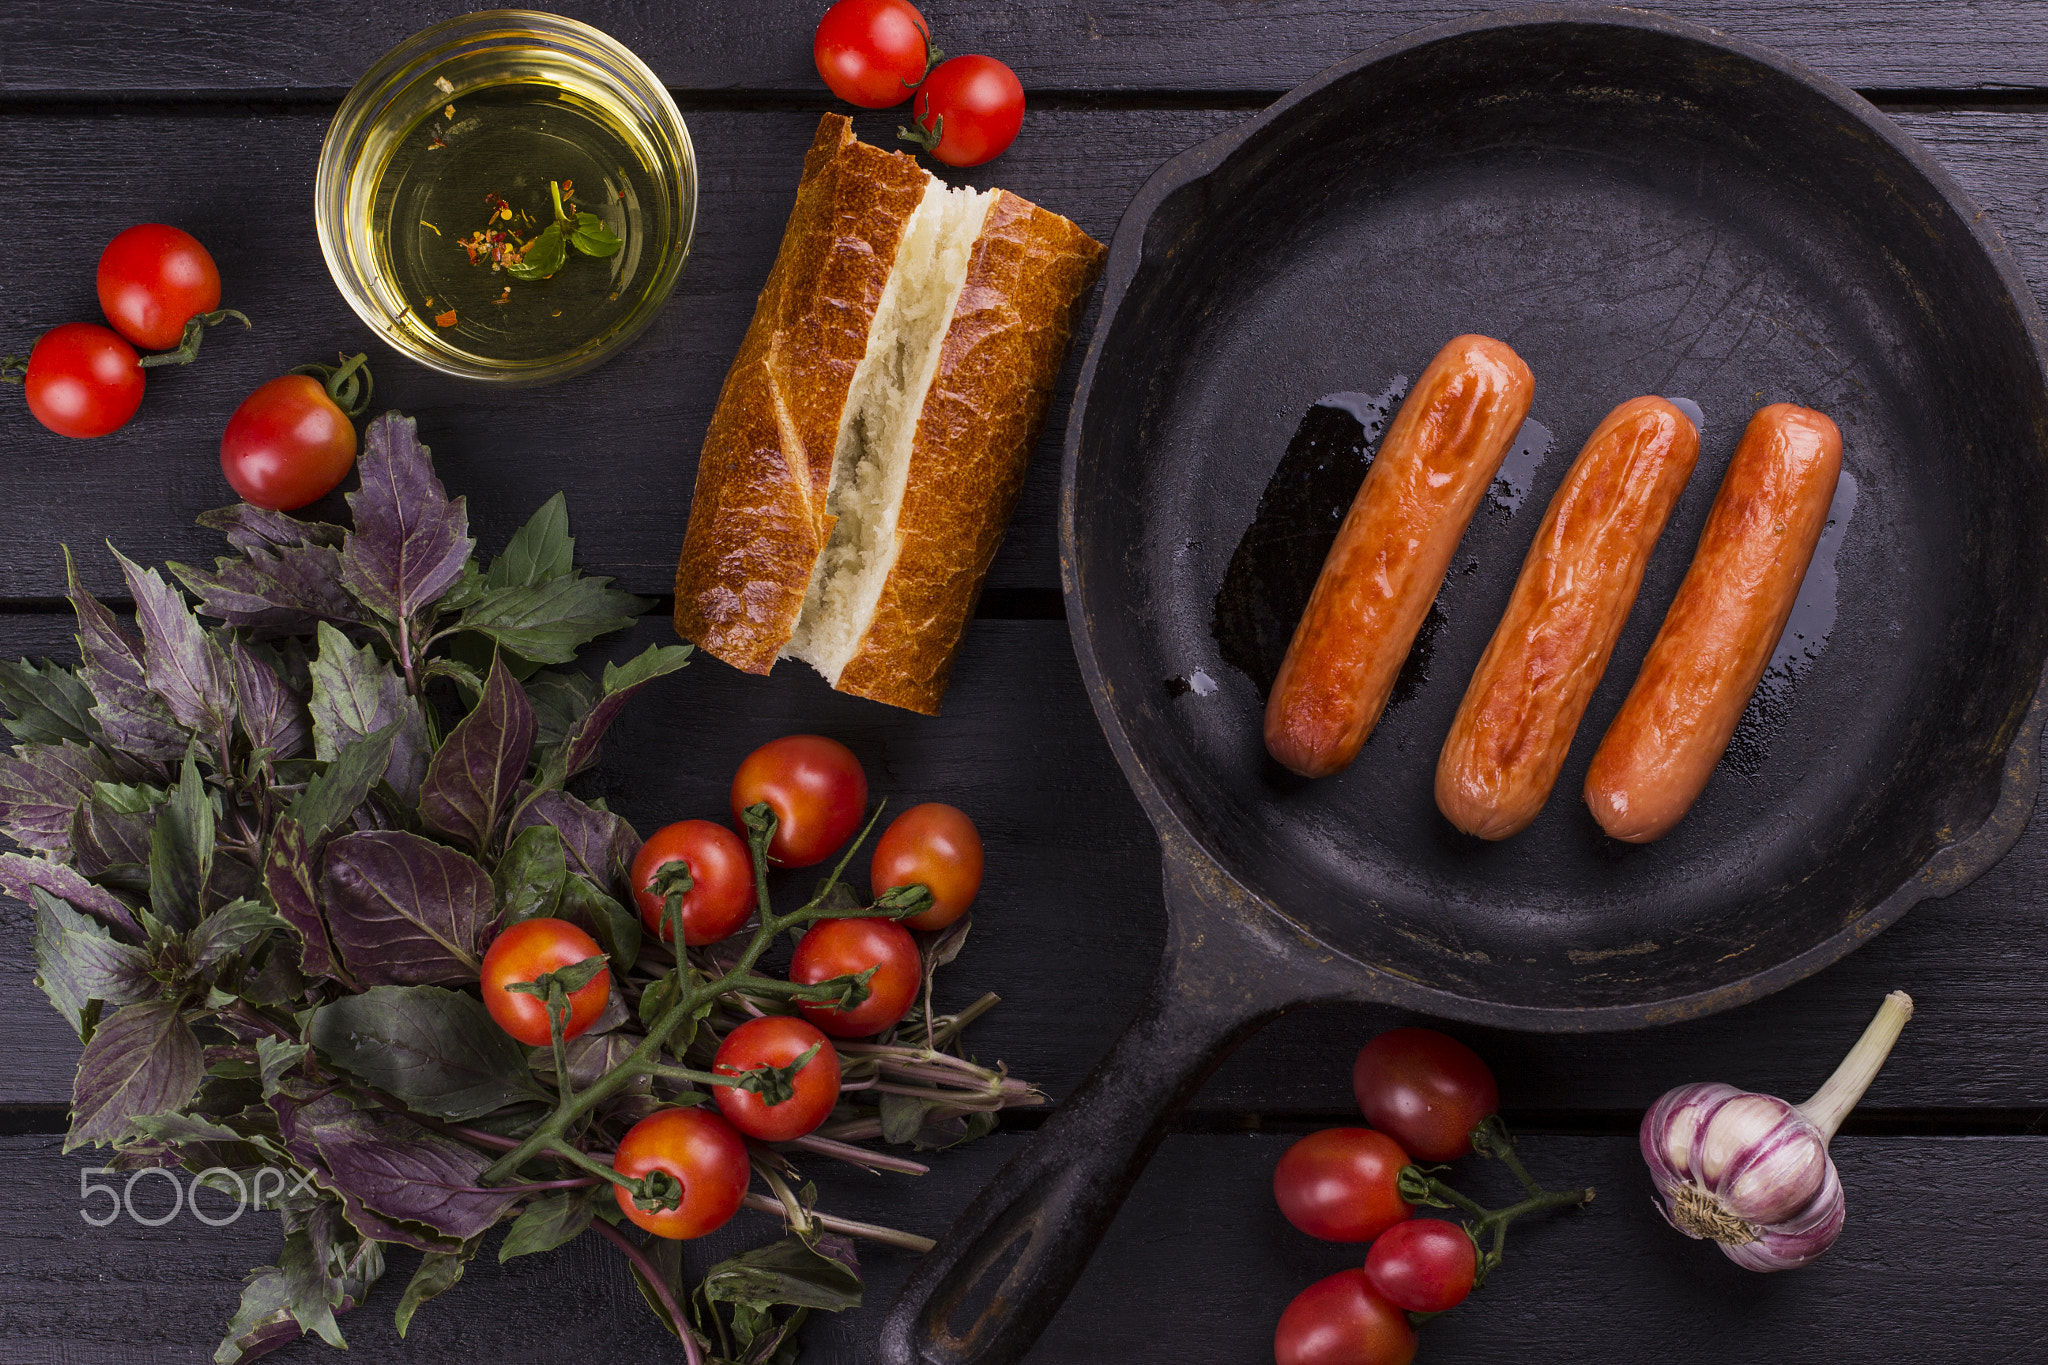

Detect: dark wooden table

[6,4,2048,1362]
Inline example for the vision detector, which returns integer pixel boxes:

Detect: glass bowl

[315,10,696,385]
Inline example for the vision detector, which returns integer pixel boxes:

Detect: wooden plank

[7,610,2048,1117]
[0,105,1240,604]
[2,107,2046,608]
[3,1129,2042,1361]
[7,1,2048,98]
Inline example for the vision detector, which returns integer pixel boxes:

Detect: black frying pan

[881,9,2048,1361]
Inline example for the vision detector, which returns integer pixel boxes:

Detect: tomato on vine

[815,0,941,108]
[10,323,146,439]
[220,354,373,510]
[1365,1217,1478,1313]
[789,916,921,1038]
[1352,1027,1501,1162]
[611,1107,750,1239]
[731,734,868,868]
[479,917,609,1047]
[632,819,756,946]
[1272,1127,1413,1243]
[898,54,1024,167]
[1273,1269,1417,1365]
[97,224,222,352]
[712,1015,842,1141]
[871,802,982,931]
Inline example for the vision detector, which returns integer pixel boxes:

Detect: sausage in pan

[1265,334,1535,778]
[1436,396,1701,839]
[1584,402,1843,842]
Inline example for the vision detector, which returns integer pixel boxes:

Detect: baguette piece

[674,114,1105,714]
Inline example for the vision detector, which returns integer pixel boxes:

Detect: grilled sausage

[1435,396,1701,839]
[1265,335,1535,778]
[1584,403,1843,842]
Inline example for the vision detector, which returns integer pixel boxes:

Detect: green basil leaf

[506,223,566,280]
[569,213,623,258]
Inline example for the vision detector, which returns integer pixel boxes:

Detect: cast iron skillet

[882,8,2048,1361]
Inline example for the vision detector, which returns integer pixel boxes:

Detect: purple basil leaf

[0,849,142,938]
[70,782,160,880]
[0,738,116,857]
[308,623,429,801]
[197,503,347,554]
[190,900,287,975]
[278,1228,347,1348]
[418,653,534,855]
[322,830,492,986]
[0,655,101,747]
[542,643,691,787]
[273,1087,520,1246]
[340,414,474,624]
[265,818,348,984]
[32,887,156,1037]
[512,787,640,899]
[215,1266,310,1365]
[149,755,215,934]
[115,548,235,744]
[172,542,363,637]
[231,641,311,761]
[67,997,205,1150]
[64,546,188,762]
[309,984,536,1120]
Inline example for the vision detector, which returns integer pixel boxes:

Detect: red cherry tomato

[712,1015,841,1142]
[904,55,1024,167]
[97,224,222,352]
[220,374,358,510]
[789,916,921,1038]
[631,819,756,946]
[730,735,868,868]
[20,323,145,439]
[1272,1128,1413,1243]
[611,1107,750,1240]
[1273,1269,1417,1365]
[478,918,610,1047]
[1365,1217,1478,1313]
[870,802,983,931]
[814,0,935,108]
[1352,1028,1501,1162]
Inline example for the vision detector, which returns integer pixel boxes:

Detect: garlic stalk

[1639,990,1912,1271]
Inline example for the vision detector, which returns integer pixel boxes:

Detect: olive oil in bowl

[317,12,695,385]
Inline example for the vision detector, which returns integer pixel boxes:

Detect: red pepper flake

[493,287,512,305]
[434,309,458,327]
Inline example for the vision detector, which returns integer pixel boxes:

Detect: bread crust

[832,191,1107,714]
[672,114,930,674]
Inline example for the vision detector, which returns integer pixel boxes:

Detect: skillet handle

[877,850,1327,1365]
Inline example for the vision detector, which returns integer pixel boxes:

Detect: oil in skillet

[1210,383,1552,720]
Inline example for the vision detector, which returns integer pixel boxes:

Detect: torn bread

[673,114,1105,715]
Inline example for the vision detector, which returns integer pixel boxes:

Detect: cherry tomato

[904,55,1024,167]
[789,916,921,1038]
[814,0,935,108]
[632,819,756,946]
[611,1107,750,1240]
[1352,1027,1500,1162]
[1273,1269,1417,1365]
[220,374,358,510]
[478,918,610,1047]
[97,224,222,352]
[20,323,145,439]
[1272,1127,1413,1243]
[1365,1217,1478,1313]
[870,802,983,931]
[730,735,867,868]
[712,1015,841,1142]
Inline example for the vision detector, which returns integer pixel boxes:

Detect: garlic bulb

[1640,990,1912,1271]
